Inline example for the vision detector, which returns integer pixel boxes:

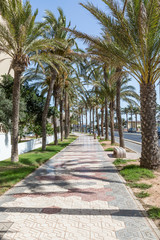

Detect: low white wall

[0,133,12,160]
[0,133,61,161]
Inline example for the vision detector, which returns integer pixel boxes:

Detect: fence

[0,133,60,161]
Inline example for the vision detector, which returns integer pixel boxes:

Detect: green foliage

[113,158,136,165]
[105,148,114,151]
[0,75,31,131]
[135,191,150,198]
[78,0,160,85]
[30,125,42,138]
[0,75,13,129]
[128,183,152,189]
[120,165,155,182]
[46,123,54,135]
[29,123,54,138]
[0,89,12,130]
[21,83,46,125]
[99,139,105,142]
[101,143,107,146]
[147,207,160,219]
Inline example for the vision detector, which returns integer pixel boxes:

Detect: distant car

[158,127,160,138]
[128,128,136,133]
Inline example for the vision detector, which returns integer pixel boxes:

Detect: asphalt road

[114,131,160,145]
[113,131,160,154]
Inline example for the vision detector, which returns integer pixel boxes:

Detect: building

[0,16,13,79]
[127,121,141,130]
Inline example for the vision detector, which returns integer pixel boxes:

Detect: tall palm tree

[0,0,56,162]
[133,107,140,131]
[89,66,103,137]
[68,0,160,169]
[42,8,75,149]
[96,72,139,144]
[127,105,134,129]
[122,107,129,130]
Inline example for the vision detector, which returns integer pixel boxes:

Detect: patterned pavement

[0,135,159,240]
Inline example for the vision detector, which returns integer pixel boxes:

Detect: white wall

[0,133,60,161]
[0,132,12,160]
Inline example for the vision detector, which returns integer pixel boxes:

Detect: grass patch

[111,143,118,146]
[147,207,160,219]
[120,165,155,182]
[101,143,106,146]
[105,147,114,151]
[113,158,136,166]
[135,191,150,198]
[0,135,77,195]
[128,183,152,189]
[99,139,105,142]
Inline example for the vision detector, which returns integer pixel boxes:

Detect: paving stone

[0,135,159,240]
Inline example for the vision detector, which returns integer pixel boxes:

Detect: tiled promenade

[0,135,159,240]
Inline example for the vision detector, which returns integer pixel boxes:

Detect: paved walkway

[0,135,159,240]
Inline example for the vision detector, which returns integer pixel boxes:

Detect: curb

[123,138,142,145]
[98,138,160,239]
[114,136,142,145]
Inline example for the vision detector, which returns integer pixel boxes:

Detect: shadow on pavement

[0,207,144,217]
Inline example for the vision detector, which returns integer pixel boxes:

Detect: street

[114,131,160,145]
[113,131,160,154]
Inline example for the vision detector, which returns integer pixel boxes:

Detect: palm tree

[68,0,160,169]
[127,105,134,129]
[123,107,129,130]
[133,107,140,131]
[103,65,109,140]
[89,66,103,137]
[0,0,56,162]
[42,8,75,149]
[95,72,139,144]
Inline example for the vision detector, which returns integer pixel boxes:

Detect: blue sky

[30,0,107,51]
[29,0,160,107]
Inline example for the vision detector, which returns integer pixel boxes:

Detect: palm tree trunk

[105,99,109,140]
[93,107,95,134]
[42,76,56,151]
[53,95,58,145]
[90,108,92,134]
[104,65,109,140]
[68,101,70,137]
[65,91,69,139]
[82,109,84,133]
[79,114,82,132]
[116,68,125,148]
[131,112,133,128]
[77,116,79,132]
[140,83,160,169]
[60,98,63,141]
[11,69,23,162]
[135,114,138,131]
[101,106,104,136]
[86,108,87,133]
[126,113,128,131]
[110,101,115,145]
[96,106,100,137]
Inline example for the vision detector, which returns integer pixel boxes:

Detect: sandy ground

[100,139,160,230]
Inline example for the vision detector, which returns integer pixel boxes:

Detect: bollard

[94,133,97,139]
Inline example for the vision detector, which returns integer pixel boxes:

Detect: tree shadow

[0,207,144,217]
